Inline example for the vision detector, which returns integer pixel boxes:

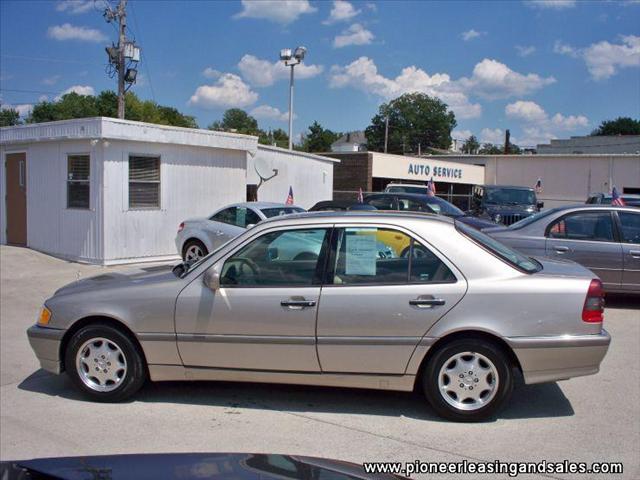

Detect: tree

[258,128,289,148]
[364,93,456,153]
[0,107,21,127]
[208,108,259,135]
[591,117,640,136]
[300,121,340,152]
[461,135,480,154]
[28,90,197,128]
[478,143,503,155]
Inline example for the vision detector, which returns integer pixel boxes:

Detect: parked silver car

[485,205,640,294]
[176,202,305,261]
[28,212,610,421]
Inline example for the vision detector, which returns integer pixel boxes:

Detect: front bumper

[507,329,611,384]
[27,325,65,375]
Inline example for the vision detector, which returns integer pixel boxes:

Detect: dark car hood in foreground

[54,264,177,297]
[0,453,405,480]
[456,215,498,230]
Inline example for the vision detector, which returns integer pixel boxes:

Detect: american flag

[427,177,436,197]
[285,186,294,205]
[611,187,626,206]
[357,187,364,203]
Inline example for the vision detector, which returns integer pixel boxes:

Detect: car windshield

[386,185,428,195]
[509,208,561,229]
[260,207,306,218]
[456,221,541,273]
[421,196,465,217]
[485,188,536,205]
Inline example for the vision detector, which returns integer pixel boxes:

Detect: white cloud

[2,103,33,118]
[55,1,94,14]
[329,56,482,119]
[238,54,323,87]
[234,0,316,24]
[461,29,485,41]
[452,129,473,140]
[324,1,360,24]
[188,73,258,109]
[42,75,61,86]
[515,45,536,57]
[554,35,640,80]
[480,128,504,144]
[55,84,95,100]
[250,105,295,122]
[202,67,221,79]
[458,58,555,100]
[527,0,576,9]
[47,23,107,42]
[505,100,588,145]
[333,23,374,48]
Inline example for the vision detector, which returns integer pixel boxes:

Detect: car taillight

[178,222,184,232]
[582,279,604,323]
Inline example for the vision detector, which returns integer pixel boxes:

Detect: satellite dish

[254,157,278,188]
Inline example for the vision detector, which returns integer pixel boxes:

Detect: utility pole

[504,129,511,155]
[117,0,127,119]
[384,116,389,153]
[104,0,139,120]
[288,65,294,150]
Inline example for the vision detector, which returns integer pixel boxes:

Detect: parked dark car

[484,205,640,294]
[586,192,640,207]
[362,192,498,229]
[309,200,377,212]
[0,453,405,480]
[470,185,543,226]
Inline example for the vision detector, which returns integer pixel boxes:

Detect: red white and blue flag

[285,186,294,205]
[427,177,436,197]
[611,187,626,206]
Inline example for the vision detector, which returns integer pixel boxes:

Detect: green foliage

[300,121,340,152]
[591,117,640,136]
[478,143,503,155]
[208,108,259,135]
[259,128,289,148]
[0,107,21,127]
[365,93,457,153]
[28,90,197,128]
[461,135,480,154]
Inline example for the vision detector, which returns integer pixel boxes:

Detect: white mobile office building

[0,118,336,265]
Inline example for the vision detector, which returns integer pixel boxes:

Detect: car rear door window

[211,207,237,225]
[365,196,396,210]
[548,212,614,242]
[619,212,640,244]
[220,229,329,286]
[330,227,455,285]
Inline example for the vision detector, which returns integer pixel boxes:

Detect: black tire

[182,239,208,262]
[422,338,513,422]
[64,323,147,402]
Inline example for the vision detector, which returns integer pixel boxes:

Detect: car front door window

[619,212,640,244]
[548,212,614,242]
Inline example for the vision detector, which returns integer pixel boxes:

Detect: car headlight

[38,306,52,326]
[493,213,502,223]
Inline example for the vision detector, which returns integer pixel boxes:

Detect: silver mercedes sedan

[176,202,305,261]
[27,212,610,422]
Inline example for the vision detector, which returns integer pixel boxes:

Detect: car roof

[365,192,442,200]
[228,202,303,209]
[550,204,640,212]
[257,209,454,226]
[483,185,535,191]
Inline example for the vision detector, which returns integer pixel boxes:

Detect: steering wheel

[226,257,261,277]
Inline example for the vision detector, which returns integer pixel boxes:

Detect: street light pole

[288,64,294,150]
[280,46,306,151]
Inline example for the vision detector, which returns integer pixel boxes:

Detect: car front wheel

[65,324,147,402]
[422,338,513,422]
[183,239,208,262]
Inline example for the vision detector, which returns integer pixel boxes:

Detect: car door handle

[553,245,569,253]
[281,299,316,309]
[409,298,446,308]
[630,250,640,258]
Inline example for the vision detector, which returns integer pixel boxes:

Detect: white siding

[248,146,336,209]
[103,140,246,262]
[1,140,103,261]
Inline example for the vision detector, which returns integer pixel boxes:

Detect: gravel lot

[1,245,639,479]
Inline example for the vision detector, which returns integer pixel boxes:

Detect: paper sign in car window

[345,228,377,275]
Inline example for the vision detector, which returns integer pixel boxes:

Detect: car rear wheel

[65,324,147,402]
[422,338,513,422]
[183,239,208,262]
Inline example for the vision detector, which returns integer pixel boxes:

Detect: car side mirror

[203,266,221,291]
[537,201,544,210]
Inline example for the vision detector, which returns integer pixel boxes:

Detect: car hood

[534,256,596,280]
[456,215,498,230]
[53,264,178,297]
[3,453,404,480]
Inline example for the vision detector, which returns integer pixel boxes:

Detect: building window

[67,154,90,209]
[129,155,160,209]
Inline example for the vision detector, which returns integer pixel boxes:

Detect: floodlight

[293,46,307,60]
[280,49,292,61]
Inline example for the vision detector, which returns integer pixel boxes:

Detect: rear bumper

[506,329,611,384]
[27,325,65,375]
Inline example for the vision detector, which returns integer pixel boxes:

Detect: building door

[5,153,27,245]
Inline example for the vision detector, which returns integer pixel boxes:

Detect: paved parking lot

[1,245,639,479]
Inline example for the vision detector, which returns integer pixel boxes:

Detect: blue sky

[1,0,639,147]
